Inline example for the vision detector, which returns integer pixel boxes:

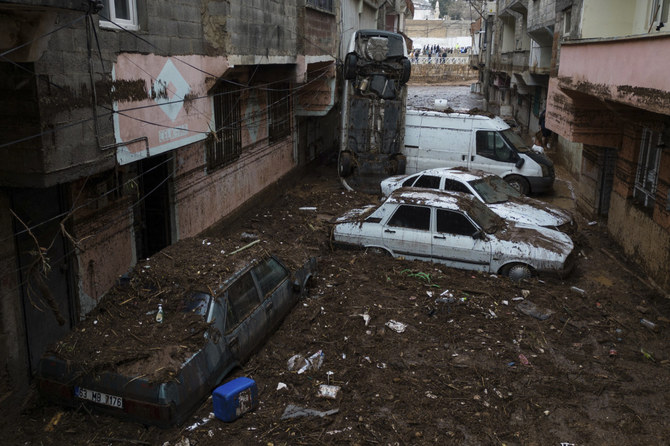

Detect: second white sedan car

[333,188,576,280]
[380,168,572,230]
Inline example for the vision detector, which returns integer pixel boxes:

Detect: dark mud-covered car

[36,254,316,427]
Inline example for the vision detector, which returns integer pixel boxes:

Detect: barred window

[633,128,663,208]
[268,84,291,143]
[307,0,334,13]
[208,83,241,172]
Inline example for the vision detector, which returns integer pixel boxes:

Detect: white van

[402,109,555,194]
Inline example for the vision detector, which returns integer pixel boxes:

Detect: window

[443,179,472,195]
[268,84,291,142]
[252,257,288,298]
[388,205,431,230]
[402,175,419,187]
[306,0,334,13]
[226,272,260,329]
[634,128,663,208]
[650,0,670,31]
[436,210,478,236]
[209,83,242,172]
[476,131,516,162]
[413,175,441,189]
[100,0,138,30]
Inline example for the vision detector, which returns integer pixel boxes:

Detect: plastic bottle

[640,318,658,332]
[156,304,164,323]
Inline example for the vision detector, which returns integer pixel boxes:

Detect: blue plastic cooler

[212,377,259,422]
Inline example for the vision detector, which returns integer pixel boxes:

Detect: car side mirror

[515,157,525,169]
[292,280,302,293]
[473,229,487,240]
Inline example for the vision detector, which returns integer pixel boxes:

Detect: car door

[223,270,267,363]
[431,209,492,272]
[471,130,519,177]
[381,204,433,260]
[251,256,293,333]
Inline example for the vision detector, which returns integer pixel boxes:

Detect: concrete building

[546,0,670,294]
[477,0,670,294]
[0,0,341,402]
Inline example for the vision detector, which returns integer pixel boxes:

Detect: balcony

[555,34,670,116]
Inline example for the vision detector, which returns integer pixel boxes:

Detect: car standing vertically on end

[332,188,575,280]
[338,29,412,194]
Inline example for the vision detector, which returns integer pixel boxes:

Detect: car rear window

[413,175,441,189]
[252,257,288,298]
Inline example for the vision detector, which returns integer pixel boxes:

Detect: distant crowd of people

[412,44,470,63]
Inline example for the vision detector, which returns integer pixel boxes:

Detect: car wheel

[366,246,391,257]
[344,53,358,80]
[393,154,407,175]
[505,175,529,195]
[339,152,352,177]
[502,263,532,281]
[400,57,411,85]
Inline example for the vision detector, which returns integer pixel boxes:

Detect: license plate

[75,386,123,409]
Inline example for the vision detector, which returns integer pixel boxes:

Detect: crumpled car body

[36,255,317,427]
[380,168,573,231]
[333,188,575,279]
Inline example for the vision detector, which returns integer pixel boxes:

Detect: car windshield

[183,292,212,317]
[501,129,531,153]
[469,175,522,204]
[464,196,506,233]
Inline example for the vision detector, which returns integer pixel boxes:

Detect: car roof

[386,187,474,211]
[411,167,494,183]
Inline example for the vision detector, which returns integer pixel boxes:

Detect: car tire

[400,57,411,85]
[502,263,532,281]
[339,152,352,177]
[505,175,529,195]
[393,154,407,175]
[366,246,391,257]
[344,53,358,80]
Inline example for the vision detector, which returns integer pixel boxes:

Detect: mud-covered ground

[4,153,670,446]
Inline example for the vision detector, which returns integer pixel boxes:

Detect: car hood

[489,198,572,228]
[494,222,574,261]
[333,205,378,223]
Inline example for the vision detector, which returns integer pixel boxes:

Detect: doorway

[11,185,74,373]
[135,154,172,259]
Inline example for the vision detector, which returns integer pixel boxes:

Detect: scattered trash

[588,221,597,226]
[299,207,317,211]
[241,232,258,241]
[596,302,602,309]
[609,347,618,358]
[277,382,288,391]
[356,311,371,326]
[560,443,576,446]
[425,391,438,399]
[186,412,214,431]
[435,296,457,304]
[318,384,341,399]
[502,300,509,306]
[519,354,530,366]
[507,361,516,367]
[636,305,649,314]
[641,348,656,362]
[44,411,64,432]
[488,309,497,318]
[615,328,623,342]
[155,304,164,323]
[512,296,524,301]
[570,286,586,296]
[543,410,550,415]
[213,377,258,422]
[385,320,407,333]
[287,350,324,374]
[280,404,339,420]
[640,318,659,332]
[516,300,553,320]
[521,289,530,298]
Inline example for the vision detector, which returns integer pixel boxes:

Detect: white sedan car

[333,188,575,280]
[380,168,572,230]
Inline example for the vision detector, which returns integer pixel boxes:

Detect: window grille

[208,83,242,172]
[268,84,291,143]
[633,128,662,207]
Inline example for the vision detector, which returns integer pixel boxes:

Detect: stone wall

[409,62,477,84]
